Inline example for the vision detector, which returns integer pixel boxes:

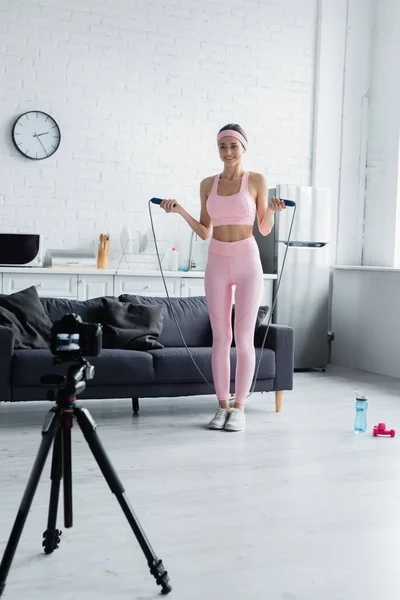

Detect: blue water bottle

[354,394,368,433]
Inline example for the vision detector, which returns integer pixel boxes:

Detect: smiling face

[217,135,246,167]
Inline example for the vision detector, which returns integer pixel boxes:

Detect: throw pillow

[231,304,269,346]
[0,285,53,349]
[100,298,166,350]
[118,294,212,348]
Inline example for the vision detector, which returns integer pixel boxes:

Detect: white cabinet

[180,278,205,297]
[114,275,180,298]
[2,273,78,298]
[77,275,114,300]
[0,270,276,307]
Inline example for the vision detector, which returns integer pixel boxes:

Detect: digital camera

[50,313,102,359]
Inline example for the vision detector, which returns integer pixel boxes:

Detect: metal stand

[0,359,171,597]
[116,250,134,270]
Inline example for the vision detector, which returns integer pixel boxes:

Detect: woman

[161,124,285,432]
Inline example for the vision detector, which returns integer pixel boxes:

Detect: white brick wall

[0,0,317,266]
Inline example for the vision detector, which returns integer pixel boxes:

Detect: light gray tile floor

[1,365,400,600]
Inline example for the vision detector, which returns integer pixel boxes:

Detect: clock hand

[34,134,48,156]
[37,132,49,137]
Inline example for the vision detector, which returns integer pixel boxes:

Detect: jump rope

[148,196,296,400]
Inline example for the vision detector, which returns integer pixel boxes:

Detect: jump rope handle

[150,197,177,208]
[151,197,295,208]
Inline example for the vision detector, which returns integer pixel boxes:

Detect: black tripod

[0,358,171,596]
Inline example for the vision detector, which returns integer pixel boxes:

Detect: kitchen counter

[0,267,277,279]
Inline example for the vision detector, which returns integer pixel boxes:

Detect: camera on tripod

[40,314,103,397]
[0,317,172,597]
[50,313,102,360]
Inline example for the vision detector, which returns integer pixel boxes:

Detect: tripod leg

[62,411,73,529]
[0,406,61,597]
[74,407,172,595]
[42,429,63,554]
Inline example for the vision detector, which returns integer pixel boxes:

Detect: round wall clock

[12,111,61,160]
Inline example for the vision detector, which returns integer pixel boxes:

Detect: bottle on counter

[168,247,179,271]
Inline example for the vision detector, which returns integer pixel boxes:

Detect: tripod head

[40,357,95,406]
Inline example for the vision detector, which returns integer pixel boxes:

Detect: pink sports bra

[206,171,256,227]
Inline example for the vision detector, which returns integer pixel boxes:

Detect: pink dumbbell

[373,423,395,437]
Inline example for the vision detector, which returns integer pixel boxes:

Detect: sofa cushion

[149,347,276,383]
[40,296,116,324]
[12,348,154,387]
[118,295,212,348]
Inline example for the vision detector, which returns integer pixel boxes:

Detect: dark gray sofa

[0,294,294,413]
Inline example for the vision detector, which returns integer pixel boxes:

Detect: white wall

[333,0,400,269]
[331,0,400,379]
[331,267,400,377]
[363,0,400,267]
[335,0,374,266]
[0,0,317,267]
[311,0,347,262]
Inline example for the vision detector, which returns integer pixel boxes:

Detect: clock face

[12,111,61,160]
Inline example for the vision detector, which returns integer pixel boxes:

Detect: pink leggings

[204,236,263,404]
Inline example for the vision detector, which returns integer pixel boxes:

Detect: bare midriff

[212,224,254,242]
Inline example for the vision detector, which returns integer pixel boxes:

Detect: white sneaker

[224,408,246,432]
[208,407,230,430]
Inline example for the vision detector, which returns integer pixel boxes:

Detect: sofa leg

[275,391,283,413]
[132,397,139,414]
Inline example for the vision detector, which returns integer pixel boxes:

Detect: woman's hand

[160,199,183,214]
[268,196,286,212]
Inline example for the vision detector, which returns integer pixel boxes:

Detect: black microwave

[0,233,44,267]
